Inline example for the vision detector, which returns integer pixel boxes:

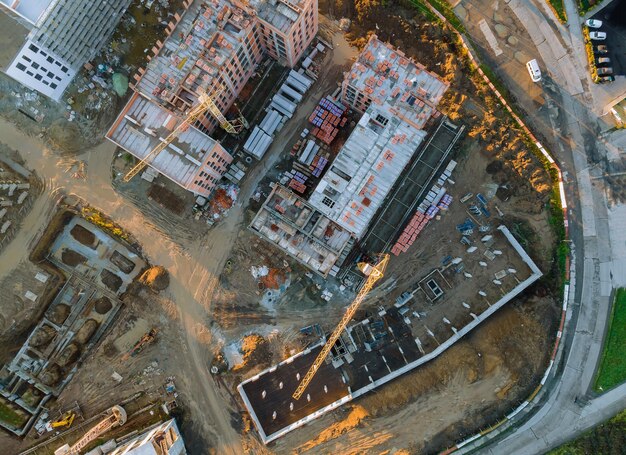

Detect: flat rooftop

[0,0,52,24]
[252,0,307,33]
[347,35,449,117]
[250,185,353,276]
[239,225,542,444]
[308,102,428,239]
[107,93,222,188]
[135,0,253,110]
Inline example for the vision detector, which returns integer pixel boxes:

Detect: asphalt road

[455,0,626,452]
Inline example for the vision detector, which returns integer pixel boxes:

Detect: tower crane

[292,254,390,400]
[122,88,246,183]
[54,405,127,455]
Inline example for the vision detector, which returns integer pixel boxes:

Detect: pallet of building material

[289,179,306,193]
[292,162,312,176]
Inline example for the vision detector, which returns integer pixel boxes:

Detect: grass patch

[594,289,626,392]
[547,0,567,23]
[424,0,466,33]
[406,0,439,22]
[548,408,626,454]
[582,27,600,83]
[578,0,600,16]
[0,400,28,428]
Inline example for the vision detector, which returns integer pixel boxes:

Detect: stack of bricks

[310,155,328,177]
[308,97,347,145]
[289,171,308,193]
[391,210,429,256]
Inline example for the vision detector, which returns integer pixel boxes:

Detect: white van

[526,59,542,82]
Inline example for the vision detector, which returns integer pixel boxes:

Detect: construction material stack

[308,97,347,144]
[391,161,457,256]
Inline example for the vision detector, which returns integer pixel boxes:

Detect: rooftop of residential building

[135,0,255,110]
[252,0,309,34]
[346,35,449,123]
[107,93,221,188]
[308,102,430,239]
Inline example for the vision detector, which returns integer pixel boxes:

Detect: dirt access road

[0,122,244,452]
[0,22,355,452]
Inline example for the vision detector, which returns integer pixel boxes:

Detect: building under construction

[0,215,146,436]
[250,35,456,276]
[239,225,543,443]
[107,0,318,197]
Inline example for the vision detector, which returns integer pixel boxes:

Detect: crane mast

[292,254,390,400]
[54,405,127,455]
[123,89,245,183]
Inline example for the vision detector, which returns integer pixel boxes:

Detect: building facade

[2,0,131,100]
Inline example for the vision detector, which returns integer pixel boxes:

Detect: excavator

[48,411,75,431]
[121,328,158,361]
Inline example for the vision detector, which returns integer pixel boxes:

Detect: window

[46,56,54,63]
[22,56,31,63]
[375,114,389,126]
[42,80,49,86]
[26,71,34,76]
[16,62,27,71]
[50,82,58,89]
[35,74,43,81]
[322,196,335,208]
[32,62,40,69]
[47,71,54,78]
[29,44,39,53]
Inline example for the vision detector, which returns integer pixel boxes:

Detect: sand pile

[139,266,170,292]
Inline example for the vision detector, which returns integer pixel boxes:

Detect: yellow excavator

[50,411,75,430]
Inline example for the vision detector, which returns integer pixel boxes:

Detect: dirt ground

[0,5,562,455]
[223,7,559,454]
[0,144,44,251]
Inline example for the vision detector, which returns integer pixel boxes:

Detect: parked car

[585,19,603,28]
[597,57,611,65]
[597,67,613,75]
[598,75,615,83]
[590,32,607,40]
[594,45,608,54]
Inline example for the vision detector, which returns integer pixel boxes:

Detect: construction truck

[54,405,126,455]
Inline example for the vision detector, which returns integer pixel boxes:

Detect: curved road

[455,0,626,452]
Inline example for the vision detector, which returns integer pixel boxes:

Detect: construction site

[0,0,565,451]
